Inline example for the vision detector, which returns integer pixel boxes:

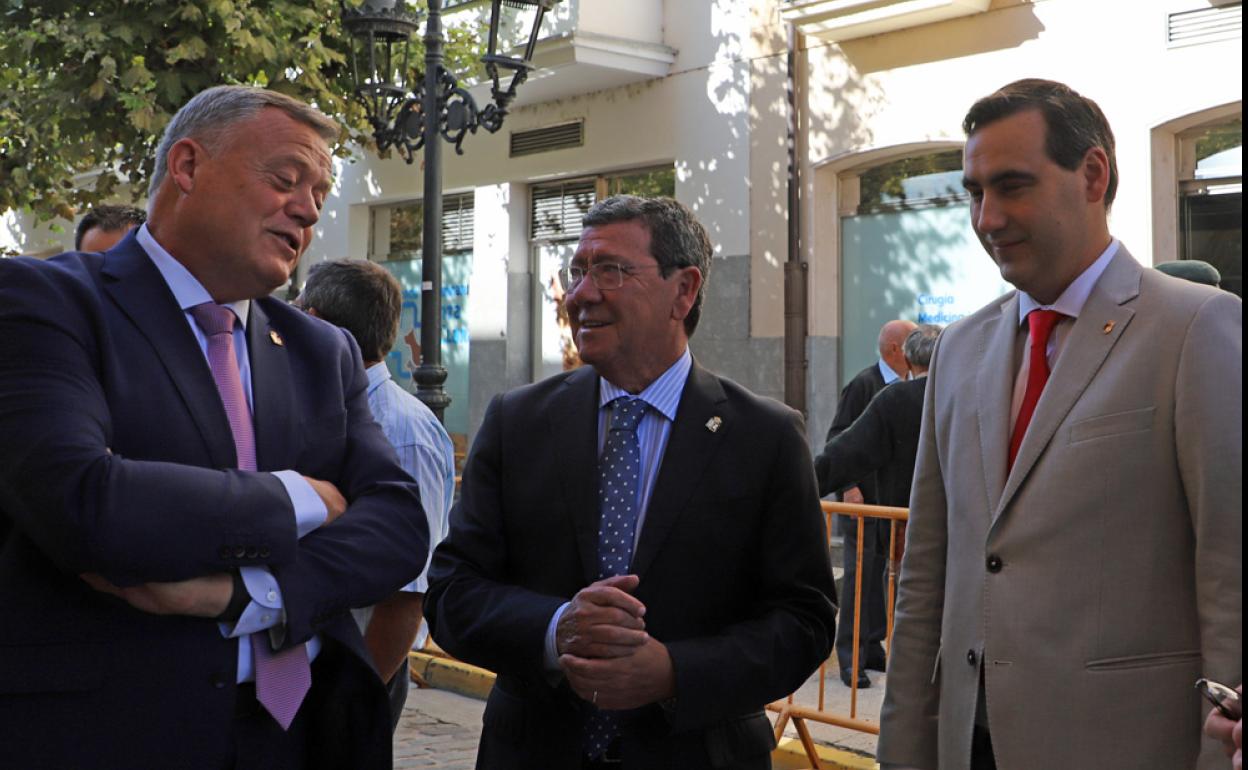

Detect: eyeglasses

[561,262,661,291]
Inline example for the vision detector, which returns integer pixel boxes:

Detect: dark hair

[581,195,713,336]
[963,78,1118,208]
[75,204,146,250]
[299,260,403,363]
[903,324,941,368]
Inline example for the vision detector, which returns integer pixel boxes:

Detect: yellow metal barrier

[767,500,908,769]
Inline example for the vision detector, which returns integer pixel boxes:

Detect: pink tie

[1009,309,1064,471]
[190,302,311,731]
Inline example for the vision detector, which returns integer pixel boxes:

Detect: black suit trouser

[835,516,888,672]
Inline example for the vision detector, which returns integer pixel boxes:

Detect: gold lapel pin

[269,329,285,347]
[705,416,722,433]
[1102,321,1115,335]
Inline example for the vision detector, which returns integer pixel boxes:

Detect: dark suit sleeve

[0,257,297,583]
[824,369,878,444]
[424,393,566,675]
[815,387,897,497]
[665,408,837,732]
[271,328,428,645]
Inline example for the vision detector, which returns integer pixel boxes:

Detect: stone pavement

[391,661,885,769]
[393,686,484,769]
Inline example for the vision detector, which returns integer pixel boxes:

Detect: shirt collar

[878,358,903,385]
[366,361,391,395]
[598,347,692,423]
[137,223,250,329]
[1017,238,1119,324]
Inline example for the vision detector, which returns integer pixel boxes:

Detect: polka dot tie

[584,396,648,759]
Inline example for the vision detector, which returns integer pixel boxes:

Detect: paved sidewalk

[393,686,484,769]
[392,661,885,769]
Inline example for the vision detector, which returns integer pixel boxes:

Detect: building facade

[5,0,1240,450]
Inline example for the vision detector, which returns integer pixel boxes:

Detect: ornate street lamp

[342,0,557,422]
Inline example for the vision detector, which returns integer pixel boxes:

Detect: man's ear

[165,138,209,196]
[1081,146,1111,205]
[670,266,703,323]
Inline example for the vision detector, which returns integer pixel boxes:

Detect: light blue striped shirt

[544,348,693,670]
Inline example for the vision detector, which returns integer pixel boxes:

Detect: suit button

[245,547,258,559]
[210,672,229,689]
[967,649,978,666]
[259,546,271,558]
[234,546,247,558]
[218,546,232,560]
[986,555,1003,573]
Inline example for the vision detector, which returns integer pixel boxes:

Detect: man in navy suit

[0,86,428,769]
[426,196,836,770]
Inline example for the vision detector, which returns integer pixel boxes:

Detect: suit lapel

[977,294,1018,518]
[996,250,1140,518]
[549,367,604,585]
[630,363,729,578]
[248,300,299,471]
[101,243,236,469]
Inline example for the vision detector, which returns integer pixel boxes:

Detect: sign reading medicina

[379,255,472,439]
[840,203,1009,385]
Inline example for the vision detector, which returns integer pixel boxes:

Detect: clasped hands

[556,574,675,711]
[79,474,346,618]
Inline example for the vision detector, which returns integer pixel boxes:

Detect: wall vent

[510,120,584,158]
[1167,2,1241,48]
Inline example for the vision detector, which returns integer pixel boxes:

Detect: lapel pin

[269,329,285,347]
[1102,321,1115,335]
[705,416,722,433]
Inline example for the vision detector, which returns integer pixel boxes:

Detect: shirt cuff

[544,601,570,673]
[273,469,327,538]
[219,567,284,639]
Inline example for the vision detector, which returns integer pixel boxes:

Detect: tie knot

[609,397,648,433]
[190,302,237,336]
[1027,309,1064,343]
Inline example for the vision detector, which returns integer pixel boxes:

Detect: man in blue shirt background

[299,258,457,732]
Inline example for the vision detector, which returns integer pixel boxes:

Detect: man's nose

[565,273,601,305]
[288,186,320,226]
[973,194,1005,234]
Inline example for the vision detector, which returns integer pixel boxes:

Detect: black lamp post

[342,0,556,422]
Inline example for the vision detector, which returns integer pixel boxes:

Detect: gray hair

[148,85,339,200]
[581,195,713,336]
[903,324,942,368]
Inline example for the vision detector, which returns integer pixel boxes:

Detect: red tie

[1008,309,1064,470]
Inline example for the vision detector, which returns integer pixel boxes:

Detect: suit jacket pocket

[703,710,775,768]
[1085,649,1200,672]
[0,642,104,694]
[1069,407,1155,444]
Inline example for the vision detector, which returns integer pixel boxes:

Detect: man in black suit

[824,319,915,687]
[0,86,427,770]
[817,324,940,512]
[426,195,837,770]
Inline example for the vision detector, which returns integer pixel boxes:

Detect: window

[839,148,1006,387]
[376,192,475,261]
[368,192,476,438]
[1178,117,1242,296]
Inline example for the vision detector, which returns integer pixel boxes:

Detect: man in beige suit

[877,79,1241,770]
